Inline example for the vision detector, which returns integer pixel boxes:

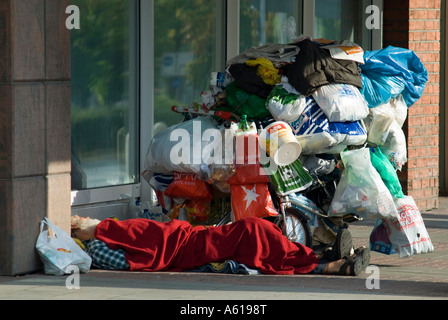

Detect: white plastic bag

[383,196,434,258]
[289,97,367,155]
[366,102,396,146]
[35,218,92,275]
[379,120,408,171]
[144,116,220,175]
[266,85,307,122]
[312,83,369,122]
[389,94,408,128]
[328,148,397,219]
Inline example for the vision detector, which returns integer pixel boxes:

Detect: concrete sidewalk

[1,198,447,301]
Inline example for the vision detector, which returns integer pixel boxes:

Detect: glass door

[152,0,226,132]
[71,0,140,208]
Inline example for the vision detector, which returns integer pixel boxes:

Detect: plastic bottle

[210,71,232,88]
[132,200,144,219]
[238,114,250,132]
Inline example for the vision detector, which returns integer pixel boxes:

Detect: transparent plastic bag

[366,102,396,146]
[328,148,397,219]
[144,116,219,175]
[389,94,408,128]
[36,218,92,275]
[379,120,408,171]
[366,95,408,147]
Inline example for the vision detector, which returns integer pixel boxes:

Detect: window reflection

[240,0,303,51]
[71,0,139,189]
[314,0,370,48]
[153,0,222,132]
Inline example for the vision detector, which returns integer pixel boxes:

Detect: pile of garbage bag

[142,36,433,258]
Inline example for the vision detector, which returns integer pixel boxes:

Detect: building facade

[0,0,446,275]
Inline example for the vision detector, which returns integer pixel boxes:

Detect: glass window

[239,0,303,51]
[71,0,139,190]
[153,0,225,132]
[314,0,371,48]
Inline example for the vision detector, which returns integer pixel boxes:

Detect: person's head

[71,215,101,240]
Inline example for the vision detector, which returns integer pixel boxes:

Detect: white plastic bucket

[260,121,301,166]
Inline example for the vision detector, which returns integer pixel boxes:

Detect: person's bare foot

[323,258,351,275]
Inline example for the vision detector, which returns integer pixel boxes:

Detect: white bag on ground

[328,148,397,219]
[312,83,369,122]
[383,196,434,258]
[36,218,92,275]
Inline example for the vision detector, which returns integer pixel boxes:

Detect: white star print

[241,185,260,210]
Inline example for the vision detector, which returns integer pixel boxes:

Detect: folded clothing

[283,39,362,96]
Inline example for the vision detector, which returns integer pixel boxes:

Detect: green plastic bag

[223,82,271,120]
[263,158,313,196]
[370,147,404,198]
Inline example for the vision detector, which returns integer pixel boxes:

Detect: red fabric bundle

[94,217,318,275]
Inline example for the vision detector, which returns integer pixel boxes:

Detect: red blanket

[94,217,319,275]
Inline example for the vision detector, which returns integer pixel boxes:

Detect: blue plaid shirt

[84,239,129,270]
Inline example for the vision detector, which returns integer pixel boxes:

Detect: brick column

[0,0,71,275]
[383,0,441,210]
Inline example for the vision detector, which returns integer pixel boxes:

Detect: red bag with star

[230,183,278,221]
[227,133,270,185]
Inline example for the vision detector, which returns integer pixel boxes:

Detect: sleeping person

[71,215,370,276]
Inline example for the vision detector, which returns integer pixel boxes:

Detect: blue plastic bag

[360,46,428,108]
[289,97,367,154]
